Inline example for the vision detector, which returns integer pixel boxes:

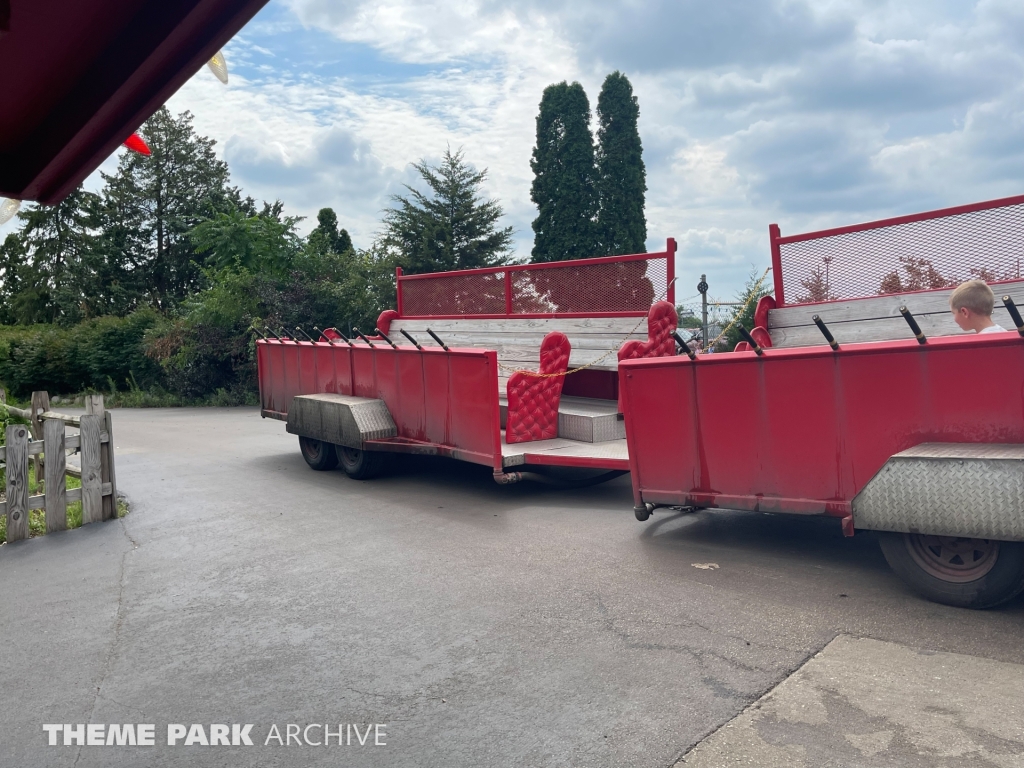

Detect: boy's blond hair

[949,279,995,316]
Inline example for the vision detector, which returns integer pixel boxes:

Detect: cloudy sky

[12,0,1024,304]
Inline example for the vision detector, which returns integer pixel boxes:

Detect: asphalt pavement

[1,407,1022,767]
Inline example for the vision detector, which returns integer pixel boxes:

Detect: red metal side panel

[257,340,501,467]
[351,346,377,399]
[622,334,1024,515]
[335,344,353,395]
[270,342,290,414]
[314,344,338,393]
[446,351,501,464]
[257,341,270,411]
[372,347,402,416]
[422,350,452,442]
[280,343,301,413]
[395,351,428,441]
[296,342,317,396]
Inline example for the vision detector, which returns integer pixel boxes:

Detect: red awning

[0,0,270,204]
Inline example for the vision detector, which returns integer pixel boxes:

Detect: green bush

[0,243,397,405]
[0,310,165,398]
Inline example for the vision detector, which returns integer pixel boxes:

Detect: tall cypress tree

[595,71,646,255]
[530,81,598,263]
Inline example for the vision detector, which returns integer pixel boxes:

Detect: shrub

[0,311,166,397]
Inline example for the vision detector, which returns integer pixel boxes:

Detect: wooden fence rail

[1,392,117,542]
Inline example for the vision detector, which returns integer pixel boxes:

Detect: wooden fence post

[44,418,67,532]
[30,390,49,484]
[79,414,103,525]
[5,424,29,542]
[85,394,118,519]
[101,411,117,520]
[84,394,105,418]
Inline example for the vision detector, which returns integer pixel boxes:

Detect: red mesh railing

[397,241,675,317]
[771,195,1024,306]
[399,271,507,316]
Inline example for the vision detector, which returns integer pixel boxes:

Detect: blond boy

[949,279,1005,334]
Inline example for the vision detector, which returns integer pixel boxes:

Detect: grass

[0,470,129,545]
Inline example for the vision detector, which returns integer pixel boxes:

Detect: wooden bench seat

[389,316,650,390]
[764,280,1024,348]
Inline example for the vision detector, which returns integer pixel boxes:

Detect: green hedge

[0,311,166,398]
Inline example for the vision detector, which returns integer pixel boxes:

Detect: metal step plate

[286,393,397,449]
[498,396,624,443]
[853,442,1024,541]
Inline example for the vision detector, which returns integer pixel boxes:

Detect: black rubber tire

[634,504,651,522]
[298,436,338,471]
[878,532,1024,609]
[337,445,387,480]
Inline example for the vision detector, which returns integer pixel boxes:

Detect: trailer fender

[852,443,1024,542]
[286,393,397,450]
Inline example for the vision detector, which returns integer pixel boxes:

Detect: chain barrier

[696,266,772,353]
[492,278,684,379]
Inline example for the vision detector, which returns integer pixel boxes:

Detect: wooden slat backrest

[391,317,649,388]
[768,280,1024,348]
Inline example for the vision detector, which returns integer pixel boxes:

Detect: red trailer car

[621,194,1024,608]
[257,243,678,483]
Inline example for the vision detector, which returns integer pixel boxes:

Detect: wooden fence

[0,392,118,543]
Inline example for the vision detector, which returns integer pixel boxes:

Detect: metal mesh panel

[401,270,507,316]
[512,258,665,314]
[779,203,1024,305]
[399,254,669,316]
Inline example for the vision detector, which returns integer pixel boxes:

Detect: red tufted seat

[505,332,572,444]
[617,301,678,361]
[616,300,678,409]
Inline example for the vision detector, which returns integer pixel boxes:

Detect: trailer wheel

[299,436,339,471]
[878,533,1024,609]
[337,446,387,480]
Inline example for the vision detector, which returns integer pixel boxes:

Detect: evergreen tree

[530,81,599,263]
[382,146,513,275]
[595,71,646,256]
[98,107,236,310]
[307,208,353,256]
[0,189,101,324]
[723,269,773,351]
[0,233,35,325]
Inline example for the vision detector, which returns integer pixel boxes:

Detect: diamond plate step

[499,396,623,443]
[853,442,1024,540]
[286,393,397,449]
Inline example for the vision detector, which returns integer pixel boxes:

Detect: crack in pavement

[590,594,787,675]
[667,634,837,768]
[72,503,138,767]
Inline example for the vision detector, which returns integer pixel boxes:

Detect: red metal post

[505,269,513,315]
[395,266,404,316]
[769,224,785,307]
[666,238,677,305]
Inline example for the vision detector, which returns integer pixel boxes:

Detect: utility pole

[697,274,709,350]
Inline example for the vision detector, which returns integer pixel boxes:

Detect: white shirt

[978,324,1006,334]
